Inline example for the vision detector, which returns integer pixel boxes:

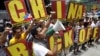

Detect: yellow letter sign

[5,40,31,56]
[92,27,98,40]
[5,0,27,24]
[51,0,66,19]
[79,29,86,44]
[28,0,47,20]
[48,36,62,52]
[67,2,84,20]
[64,30,73,48]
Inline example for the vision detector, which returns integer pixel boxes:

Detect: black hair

[30,25,40,37]
[0,27,4,32]
[44,0,50,6]
[5,23,12,28]
[98,16,100,20]
[85,17,89,19]
[62,21,69,27]
[46,6,53,15]
[79,19,84,22]
[12,25,22,35]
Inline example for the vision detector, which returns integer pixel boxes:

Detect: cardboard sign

[64,30,74,48]
[48,27,100,51]
[5,0,47,24]
[51,0,66,19]
[5,0,28,24]
[28,0,47,20]
[67,2,84,20]
[92,27,99,39]
[85,27,92,41]
[48,36,62,52]
[5,40,34,56]
[78,27,99,44]
[48,29,74,51]
[79,29,86,44]
[4,27,100,55]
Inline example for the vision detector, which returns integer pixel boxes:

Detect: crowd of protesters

[63,14,100,55]
[0,11,61,56]
[0,5,100,56]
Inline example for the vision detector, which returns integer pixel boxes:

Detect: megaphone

[46,20,65,36]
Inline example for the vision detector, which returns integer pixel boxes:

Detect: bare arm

[25,20,36,36]
[39,17,52,37]
[46,33,58,56]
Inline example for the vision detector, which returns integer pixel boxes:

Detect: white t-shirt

[96,21,100,27]
[32,43,49,56]
[91,21,96,28]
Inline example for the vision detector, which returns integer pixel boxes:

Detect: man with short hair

[0,25,11,56]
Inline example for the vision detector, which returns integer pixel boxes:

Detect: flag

[24,13,32,22]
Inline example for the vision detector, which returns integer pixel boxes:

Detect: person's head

[92,18,98,24]
[85,17,89,20]
[76,21,80,26]
[12,25,23,35]
[98,16,100,21]
[79,19,84,25]
[31,25,42,39]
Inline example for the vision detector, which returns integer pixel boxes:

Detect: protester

[29,18,52,47]
[32,33,58,56]
[95,16,100,44]
[73,21,81,55]
[29,17,59,56]
[88,18,97,47]
[0,25,11,56]
[4,23,12,46]
[80,19,87,51]
[9,19,35,45]
[2,0,100,56]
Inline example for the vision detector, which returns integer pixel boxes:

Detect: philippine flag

[24,13,32,22]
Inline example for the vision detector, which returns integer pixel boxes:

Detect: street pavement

[80,44,100,56]
[67,43,100,56]
[57,42,100,56]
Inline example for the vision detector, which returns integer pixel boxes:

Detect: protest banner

[78,28,86,44]
[5,40,34,56]
[48,29,74,52]
[67,2,84,20]
[92,27,99,40]
[4,0,86,25]
[4,0,29,25]
[5,0,47,25]
[85,27,92,41]
[51,0,66,19]
[48,36,63,52]
[48,27,100,51]
[28,0,47,20]
[64,30,74,48]
[4,27,100,55]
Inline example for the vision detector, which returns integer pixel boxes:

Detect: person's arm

[39,17,53,38]
[25,19,36,36]
[46,33,58,56]
[32,33,58,56]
